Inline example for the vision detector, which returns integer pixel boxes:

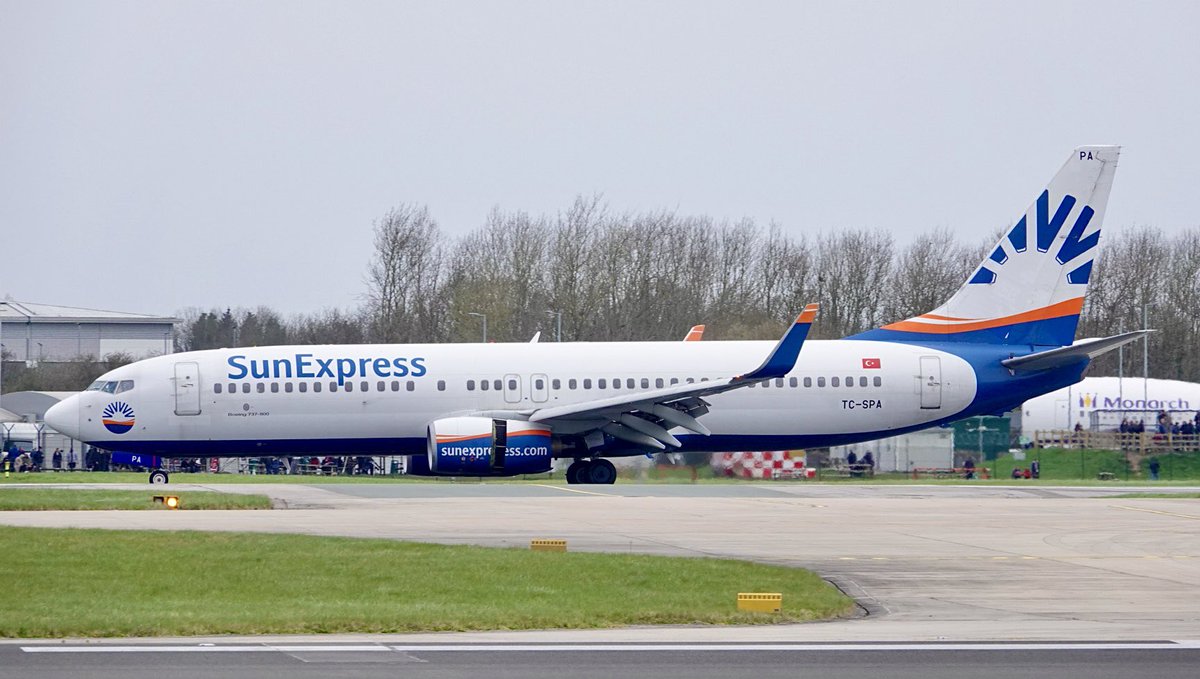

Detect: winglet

[683,325,706,342]
[738,304,818,381]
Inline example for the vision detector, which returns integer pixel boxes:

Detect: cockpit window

[101,381,119,393]
[115,380,135,394]
[85,381,105,391]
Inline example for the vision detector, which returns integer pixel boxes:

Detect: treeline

[176,197,1199,382]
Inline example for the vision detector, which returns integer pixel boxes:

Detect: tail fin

[855,145,1120,347]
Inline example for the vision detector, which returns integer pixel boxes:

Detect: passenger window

[626,378,635,389]
[598,378,607,389]
[391,381,400,392]
[789,377,798,388]
[873,376,882,387]
[299,383,308,393]
[846,376,853,386]
[640,378,649,389]
[804,377,812,387]
[270,383,279,393]
[214,384,223,394]
[670,378,679,385]
[467,380,476,391]
[655,378,664,388]
[330,382,339,392]
[859,376,868,387]
[345,382,353,392]
[817,377,826,387]
[378,381,386,392]
[480,380,489,391]
[495,379,503,391]
[257,383,265,393]
[116,380,135,394]
[552,379,561,390]
[242,383,251,393]
[569,379,578,390]
[407,381,415,392]
[285,383,294,393]
[700,377,709,382]
[583,378,592,389]
[360,381,368,392]
[508,379,517,391]
[686,378,695,384]
[229,383,236,393]
[313,383,322,393]
[437,380,446,391]
[535,378,545,390]
[102,381,118,393]
[775,378,784,388]
[831,377,840,387]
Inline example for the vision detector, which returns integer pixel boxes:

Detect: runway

[1,482,1198,675]
[5,641,1200,679]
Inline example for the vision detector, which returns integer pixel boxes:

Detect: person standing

[67,448,78,471]
[1147,457,1161,481]
[52,448,63,470]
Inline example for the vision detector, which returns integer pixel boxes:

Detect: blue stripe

[849,314,1080,347]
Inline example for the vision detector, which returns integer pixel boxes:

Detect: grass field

[0,527,853,637]
[990,448,1200,482]
[0,488,272,510]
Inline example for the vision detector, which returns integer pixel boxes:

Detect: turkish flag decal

[862,358,881,369]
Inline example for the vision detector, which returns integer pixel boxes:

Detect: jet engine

[416,416,553,476]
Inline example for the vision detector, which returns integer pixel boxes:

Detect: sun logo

[968,190,1099,286]
[101,401,136,434]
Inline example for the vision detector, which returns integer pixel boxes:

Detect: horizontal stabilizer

[1000,330,1151,373]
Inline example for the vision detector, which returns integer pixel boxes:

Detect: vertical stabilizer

[855,146,1120,346]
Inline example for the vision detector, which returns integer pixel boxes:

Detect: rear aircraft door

[531,374,549,403]
[503,373,522,404]
[174,362,202,416]
[919,356,942,410]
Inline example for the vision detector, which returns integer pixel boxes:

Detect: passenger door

[174,362,202,416]
[919,356,942,409]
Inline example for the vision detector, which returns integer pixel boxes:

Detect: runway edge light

[737,593,782,613]
[531,539,567,552]
[153,495,181,509]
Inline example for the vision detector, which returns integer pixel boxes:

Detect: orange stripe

[881,297,1084,334]
[508,429,551,437]
[436,433,491,443]
[796,303,820,324]
[917,312,972,321]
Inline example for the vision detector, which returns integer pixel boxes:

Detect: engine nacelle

[425,416,552,476]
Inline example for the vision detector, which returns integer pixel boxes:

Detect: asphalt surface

[2,481,1198,676]
[5,642,1200,679]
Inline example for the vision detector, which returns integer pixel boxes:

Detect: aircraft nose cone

[45,396,81,439]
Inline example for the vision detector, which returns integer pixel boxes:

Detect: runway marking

[1111,504,1200,520]
[532,484,613,497]
[20,641,1200,653]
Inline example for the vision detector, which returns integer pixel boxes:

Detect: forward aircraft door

[174,362,202,416]
[919,356,942,410]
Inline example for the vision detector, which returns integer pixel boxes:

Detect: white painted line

[20,642,1200,653]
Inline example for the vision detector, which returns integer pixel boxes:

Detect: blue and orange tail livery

[855,146,1119,347]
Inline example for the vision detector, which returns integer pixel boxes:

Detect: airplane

[46,146,1145,485]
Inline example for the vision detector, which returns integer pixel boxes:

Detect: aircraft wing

[506,305,817,450]
[1000,330,1151,373]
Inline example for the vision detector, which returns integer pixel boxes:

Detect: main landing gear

[566,459,617,485]
[149,470,169,484]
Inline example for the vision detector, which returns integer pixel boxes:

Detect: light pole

[545,310,562,342]
[467,312,487,343]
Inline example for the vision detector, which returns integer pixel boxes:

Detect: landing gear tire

[565,461,585,485]
[586,459,617,485]
[149,470,169,485]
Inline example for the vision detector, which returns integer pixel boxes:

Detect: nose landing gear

[149,470,169,484]
[565,458,617,485]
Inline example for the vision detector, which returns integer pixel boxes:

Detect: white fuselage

[51,339,977,456]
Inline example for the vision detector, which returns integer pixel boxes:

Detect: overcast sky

[2,0,1197,317]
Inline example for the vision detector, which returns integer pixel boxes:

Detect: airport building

[0,300,178,364]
